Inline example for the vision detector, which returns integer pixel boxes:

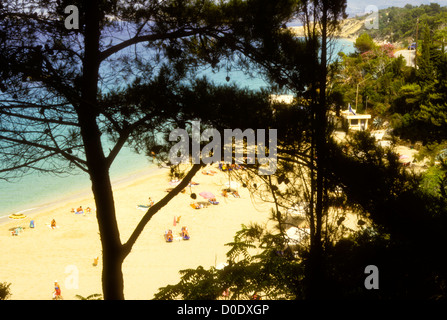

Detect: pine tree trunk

[92,168,125,300]
[307,0,329,299]
[78,0,126,300]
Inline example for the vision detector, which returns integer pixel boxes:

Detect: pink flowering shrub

[361,43,395,60]
[380,43,395,58]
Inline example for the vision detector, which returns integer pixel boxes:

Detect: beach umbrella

[9,213,27,220]
[9,213,27,231]
[199,191,215,199]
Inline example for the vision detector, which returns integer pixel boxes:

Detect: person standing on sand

[53,281,62,300]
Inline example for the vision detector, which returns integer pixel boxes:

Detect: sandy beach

[0,164,274,300]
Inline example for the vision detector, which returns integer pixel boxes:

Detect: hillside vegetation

[290,3,447,47]
[365,3,447,46]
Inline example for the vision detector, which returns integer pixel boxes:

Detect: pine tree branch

[122,163,204,257]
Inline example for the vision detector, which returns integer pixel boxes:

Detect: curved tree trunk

[77,0,126,300]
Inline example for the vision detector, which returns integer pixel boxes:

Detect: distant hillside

[289,3,447,45]
[365,3,447,44]
[289,17,366,40]
[346,0,447,16]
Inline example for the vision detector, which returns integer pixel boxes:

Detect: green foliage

[333,42,407,118]
[363,4,447,44]
[420,165,445,196]
[392,83,422,114]
[155,89,447,300]
[415,141,447,163]
[354,33,376,53]
[155,223,306,300]
[335,4,447,143]
[155,3,447,300]
[0,0,311,300]
[325,133,447,299]
[75,293,103,300]
[154,129,447,299]
[0,282,12,300]
[154,266,223,300]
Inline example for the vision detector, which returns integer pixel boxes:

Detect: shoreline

[0,162,274,299]
[0,164,162,225]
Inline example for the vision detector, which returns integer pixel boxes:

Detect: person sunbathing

[190,202,202,209]
[209,198,219,205]
[181,227,190,239]
[165,230,174,242]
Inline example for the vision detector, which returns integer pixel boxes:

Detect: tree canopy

[0,0,308,300]
[3,0,447,301]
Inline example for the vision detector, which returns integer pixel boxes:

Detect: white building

[341,107,371,131]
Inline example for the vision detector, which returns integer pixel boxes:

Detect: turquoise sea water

[0,39,354,218]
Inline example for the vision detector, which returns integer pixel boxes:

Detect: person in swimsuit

[166,230,174,242]
[53,281,62,300]
[181,227,190,239]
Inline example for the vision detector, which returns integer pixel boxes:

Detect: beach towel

[137,205,149,211]
[190,203,202,209]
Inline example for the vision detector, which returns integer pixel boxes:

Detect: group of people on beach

[221,189,240,198]
[164,226,190,242]
[190,197,220,209]
[190,202,206,209]
[70,206,92,214]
